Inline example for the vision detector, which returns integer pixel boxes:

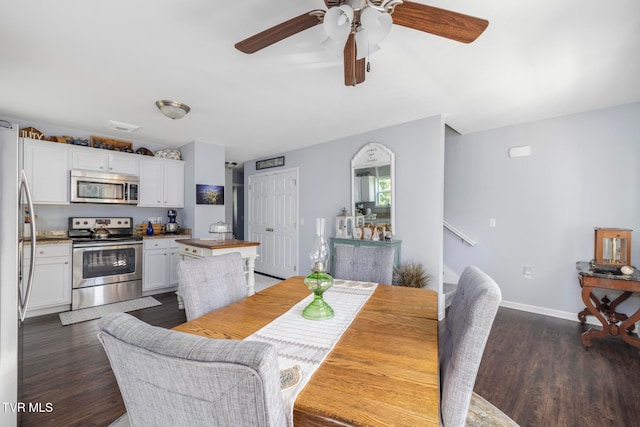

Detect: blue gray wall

[180,140,226,238]
[444,102,640,320]
[244,115,447,316]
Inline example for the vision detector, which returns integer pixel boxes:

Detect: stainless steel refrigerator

[0,121,37,426]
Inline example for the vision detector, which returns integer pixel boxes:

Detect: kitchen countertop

[24,230,70,245]
[174,239,259,249]
[142,231,192,240]
[25,229,193,244]
[24,236,71,245]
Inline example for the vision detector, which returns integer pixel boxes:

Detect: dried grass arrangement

[393,261,430,288]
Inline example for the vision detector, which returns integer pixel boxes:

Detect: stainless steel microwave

[70,170,139,204]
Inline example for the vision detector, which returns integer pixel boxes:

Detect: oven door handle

[72,241,143,249]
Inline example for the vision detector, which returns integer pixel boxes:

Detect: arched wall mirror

[351,142,395,236]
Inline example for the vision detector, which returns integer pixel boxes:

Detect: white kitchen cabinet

[143,238,181,293]
[23,139,70,204]
[169,240,181,286]
[138,158,184,208]
[71,148,139,175]
[355,176,375,203]
[23,243,72,317]
[163,160,185,207]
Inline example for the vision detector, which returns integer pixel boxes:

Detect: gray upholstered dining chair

[440,266,519,427]
[98,312,287,427]
[176,252,246,321]
[333,244,395,284]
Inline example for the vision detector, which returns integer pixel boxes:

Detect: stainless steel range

[69,217,142,310]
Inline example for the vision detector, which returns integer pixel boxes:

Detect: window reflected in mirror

[352,143,395,237]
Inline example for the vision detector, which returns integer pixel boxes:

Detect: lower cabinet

[24,243,72,317]
[143,238,181,293]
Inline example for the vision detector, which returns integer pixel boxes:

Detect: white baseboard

[500,299,602,327]
[26,304,71,318]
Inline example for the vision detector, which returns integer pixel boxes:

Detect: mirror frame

[351,142,395,235]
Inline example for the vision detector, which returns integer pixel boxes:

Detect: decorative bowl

[154,149,181,160]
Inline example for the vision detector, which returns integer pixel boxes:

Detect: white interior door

[248,168,298,279]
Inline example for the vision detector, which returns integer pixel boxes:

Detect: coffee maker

[165,209,178,234]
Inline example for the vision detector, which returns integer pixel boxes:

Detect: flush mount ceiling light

[155,100,191,120]
[235,0,488,86]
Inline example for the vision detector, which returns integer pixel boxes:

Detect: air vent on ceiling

[104,120,140,133]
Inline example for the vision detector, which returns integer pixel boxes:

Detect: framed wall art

[196,184,224,205]
[256,156,285,170]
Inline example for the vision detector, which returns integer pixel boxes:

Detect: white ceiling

[2,0,639,166]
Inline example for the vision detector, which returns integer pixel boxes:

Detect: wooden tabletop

[173,276,440,426]
[173,238,259,249]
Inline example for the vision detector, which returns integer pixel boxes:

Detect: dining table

[172,276,440,426]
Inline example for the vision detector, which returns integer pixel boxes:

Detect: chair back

[177,252,246,321]
[98,312,287,427]
[333,245,395,284]
[440,266,502,427]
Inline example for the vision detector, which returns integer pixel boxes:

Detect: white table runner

[245,280,378,426]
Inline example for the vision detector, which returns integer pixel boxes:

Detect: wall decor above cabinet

[90,136,133,152]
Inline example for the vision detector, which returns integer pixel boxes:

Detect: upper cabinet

[163,160,185,207]
[23,138,184,207]
[24,139,70,204]
[138,158,185,208]
[71,148,139,175]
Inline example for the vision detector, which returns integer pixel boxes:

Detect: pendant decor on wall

[256,156,285,170]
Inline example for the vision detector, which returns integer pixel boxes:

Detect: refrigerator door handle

[18,169,37,322]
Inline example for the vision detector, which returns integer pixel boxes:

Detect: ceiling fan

[235,0,488,86]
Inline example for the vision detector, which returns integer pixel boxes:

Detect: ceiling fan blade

[235,11,324,54]
[344,33,366,86]
[391,1,488,44]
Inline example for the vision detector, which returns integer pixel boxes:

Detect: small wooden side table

[576,261,640,352]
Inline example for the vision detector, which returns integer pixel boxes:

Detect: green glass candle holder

[303,271,334,320]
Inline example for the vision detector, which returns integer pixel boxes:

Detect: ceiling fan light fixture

[355,28,369,60]
[360,7,393,44]
[323,36,351,57]
[323,6,353,41]
[155,100,191,120]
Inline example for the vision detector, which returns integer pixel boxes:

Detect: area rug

[59,297,161,326]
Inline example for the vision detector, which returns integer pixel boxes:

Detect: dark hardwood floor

[475,308,640,427]
[21,292,186,427]
[21,295,640,426]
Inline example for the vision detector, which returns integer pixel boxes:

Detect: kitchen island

[174,239,260,307]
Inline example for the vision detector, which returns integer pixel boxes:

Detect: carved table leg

[580,286,611,348]
[578,291,602,323]
[176,292,184,310]
[618,294,640,351]
[246,256,256,296]
[607,291,634,332]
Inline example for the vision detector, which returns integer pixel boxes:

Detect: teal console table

[329,237,402,277]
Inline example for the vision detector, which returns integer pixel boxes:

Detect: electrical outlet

[523,266,533,279]
[489,218,497,228]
